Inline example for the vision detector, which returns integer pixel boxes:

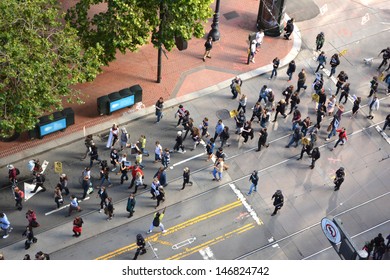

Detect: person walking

[200,117,210,138]
[241,121,254,144]
[72,216,83,237]
[377,47,390,71]
[326,95,336,116]
[288,92,301,114]
[286,127,303,148]
[155,186,165,209]
[296,69,308,93]
[150,177,160,200]
[269,57,280,79]
[286,60,296,81]
[31,172,46,193]
[89,143,102,167]
[161,148,171,169]
[100,166,112,188]
[154,141,163,163]
[272,99,287,122]
[291,108,301,131]
[155,97,164,123]
[154,167,167,187]
[258,85,268,104]
[283,18,294,40]
[182,117,194,141]
[247,171,259,195]
[315,51,327,73]
[119,127,130,151]
[282,85,294,105]
[97,186,108,213]
[249,39,257,63]
[250,102,263,123]
[256,128,269,152]
[81,134,94,160]
[105,197,114,221]
[333,167,345,191]
[329,53,340,77]
[255,29,265,51]
[147,207,167,234]
[326,115,340,141]
[26,209,39,229]
[335,71,348,95]
[297,137,313,160]
[219,126,230,148]
[173,131,185,153]
[54,186,64,209]
[351,96,361,117]
[237,94,247,113]
[230,77,242,99]
[14,186,24,211]
[66,195,82,217]
[212,158,224,182]
[175,105,186,127]
[260,108,271,128]
[22,226,37,250]
[338,83,350,104]
[315,32,325,51]
[106,123,119,149]
[120,159,129,184]
[203,36,213,62]
[271,190,284,216]
[181,167,193,190]
[206,138,216,161]
[310,147,321,169]
[383,114,390,131]
[59,174,70,196]
[133,234,147,260]
[368,76,378,98]
[367,94,380,119]
[126,193,136,218]
[7,164,18,187]
[0,213,12,239]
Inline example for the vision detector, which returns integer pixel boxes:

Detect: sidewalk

[0,0,297,165]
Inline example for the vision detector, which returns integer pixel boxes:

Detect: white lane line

[171,152,205,168]
[229,183,263,225]
[41,160,49,174]
[45,197,90,216]
[199,246,216,260]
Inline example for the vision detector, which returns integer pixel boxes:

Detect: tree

[65,0,213,64]
[0,0,103,137]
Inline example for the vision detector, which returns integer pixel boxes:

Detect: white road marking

[171,153,205,168]
[172,237,197,250]
[41,160,49,173]
[375,125,390,144]
[229,183,262,225]
[45,197,90,216]
[199,246,216,260]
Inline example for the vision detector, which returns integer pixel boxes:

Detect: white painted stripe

[45,197,90,216]
[204,246,216,260]
[375,125,390,144]
[41,160,49,174]
[229,183,262,225]
[172,237,196,250]
[199,248,209,260]
[172,152,205,167]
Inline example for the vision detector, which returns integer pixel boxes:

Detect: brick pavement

[0,0,293,161]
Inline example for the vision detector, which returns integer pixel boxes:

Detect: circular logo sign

[321,218,341,243]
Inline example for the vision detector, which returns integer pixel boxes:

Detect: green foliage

[0,0,103,135]
[66,0,213,64]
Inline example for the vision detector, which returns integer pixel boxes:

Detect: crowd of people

[2,27,390,261]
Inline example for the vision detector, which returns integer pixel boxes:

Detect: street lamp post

[208,0,221,41]
[157,0,165,83]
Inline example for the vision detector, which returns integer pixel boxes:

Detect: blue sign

[39,118,67,137]
[109,95,135,113]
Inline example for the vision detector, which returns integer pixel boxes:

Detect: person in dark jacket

[334,167,345,191]
[286,60,296,81]
[368,76,378,98]
[256,128,269,152]
[297,138,313,160]
[284,18,294,40]
[241,121,254,143]
[219,126,230,148]
[329,53,340,77]
[126,194,136,218]
[250,102,263,123]
[31,173,46,193]
[154,167,167,187]
[181,167,193,190]
[315,51,327,73]
[272,99,287,122]
[97,186,108,213]
[377,47,390,71]
[89,143,102,167]
[271,190,284,216]
[203,36,213,62]
[22,226,37,250]
[339,83,350,104]
[282,85,294,104]
[105,197,114,221]
[335,71,348,95]
[286,127,303,148]
[173,131,185,153]
[247,171,259,195]
[288,92,300,114]
[316,32,325,51]
[269,57,280,79]
[310,147,321,169]
[133,233,147,260]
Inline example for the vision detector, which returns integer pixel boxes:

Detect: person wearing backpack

[14,186,24,211]
[310,147,321,169]
[271,190,284,216]
[329,53,340,77]
[147,207,167,234]
[31,173,46,193]
[315,32,325,51]
[334,167,345,191]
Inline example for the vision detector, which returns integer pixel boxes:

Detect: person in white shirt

[255,29,265,51]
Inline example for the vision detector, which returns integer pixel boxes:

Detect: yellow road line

[167,223,256,260]
[96,200,242,260]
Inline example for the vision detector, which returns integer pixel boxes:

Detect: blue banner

[39,118,67,137]
[109,95,135,113]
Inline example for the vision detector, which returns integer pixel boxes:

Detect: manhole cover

[223,11,239,21]
[216,109,231,120]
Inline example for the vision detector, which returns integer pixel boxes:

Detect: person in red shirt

[7,165,18,187]
[333,127,348,149]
